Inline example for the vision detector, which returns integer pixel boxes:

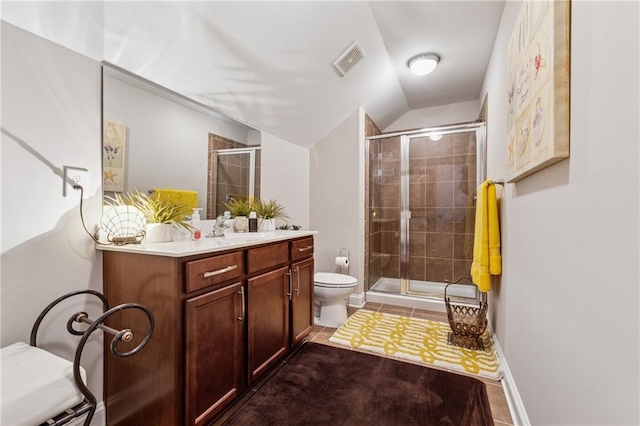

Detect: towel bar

[24,290,155,425]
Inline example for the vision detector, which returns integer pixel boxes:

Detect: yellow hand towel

[153,188,198,217]
[470,180,502,292]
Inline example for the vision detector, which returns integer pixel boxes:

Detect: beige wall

[481,2,639,424]
[261,131,310,229]
[384,100,480,132]
[310,108,365,300]
[1,22,104,402]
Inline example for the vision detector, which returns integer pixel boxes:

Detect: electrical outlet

[63,166,89,198]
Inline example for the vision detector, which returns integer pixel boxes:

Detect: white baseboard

[68,402,105,426]
[492,335,530,426]
[348,292,365,308]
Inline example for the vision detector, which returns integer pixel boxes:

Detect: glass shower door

[368,136,402,294]
[404,129,479,298]
[366,123,485,301]
[210,148,260,218]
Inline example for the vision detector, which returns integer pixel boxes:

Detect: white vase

[145,223,173,243]
[259,218,276,232]
[234,216,249,233]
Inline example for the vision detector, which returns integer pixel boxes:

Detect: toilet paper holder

[336,248,350,275]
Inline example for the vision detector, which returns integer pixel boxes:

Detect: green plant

[277,224,291,230]
[105,189,193,231]
[291,224,302,230]
[223,198,252,217]
[253,198,289,220]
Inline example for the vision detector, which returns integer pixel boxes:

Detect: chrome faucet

[208,215,230,237]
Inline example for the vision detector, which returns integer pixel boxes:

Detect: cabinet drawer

[186,252,244,293]
[247,242,288,275]
[291,237,314,261]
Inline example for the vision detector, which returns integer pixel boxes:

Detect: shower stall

[365,123,486,310]
[208,146,261,219]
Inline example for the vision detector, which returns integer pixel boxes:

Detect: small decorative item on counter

[234,216,248,233]
[277,224,291,230]
[223,198,252,234]
[104,189,193,243]
[253,198,288,232]
[191,208,202,240]
[292,224,302,230]
[248,212,258,232]
[100,205,146,245]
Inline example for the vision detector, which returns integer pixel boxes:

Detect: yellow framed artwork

[103,120,126,192]
[506,0,570,182]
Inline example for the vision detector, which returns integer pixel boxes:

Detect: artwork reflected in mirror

[102,63,261,219]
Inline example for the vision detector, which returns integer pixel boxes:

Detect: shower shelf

[373,169,396,178]
[371,252,391,260]
[371,152,395,161]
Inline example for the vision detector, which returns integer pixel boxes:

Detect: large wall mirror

[102,63,261,219]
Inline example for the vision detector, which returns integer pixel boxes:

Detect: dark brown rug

[223,343,494,426]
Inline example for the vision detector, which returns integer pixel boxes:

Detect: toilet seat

[314,272,357,288]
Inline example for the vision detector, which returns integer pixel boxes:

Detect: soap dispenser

[191,208,203,240]
[249,211,258,233]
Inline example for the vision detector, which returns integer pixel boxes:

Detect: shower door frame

[370,122,486,301]
[211,146,261,216]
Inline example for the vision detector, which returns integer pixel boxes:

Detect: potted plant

[105,189,193,243]
[224,198,252,232]
[252,198,289,231]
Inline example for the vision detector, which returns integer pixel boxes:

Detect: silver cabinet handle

[297,246,313,252]
[295,266,300,296]
[286,269,292,301]
[237,286,245,321]
[203,265,237,278]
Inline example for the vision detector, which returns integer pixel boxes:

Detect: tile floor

[307,302,514,425]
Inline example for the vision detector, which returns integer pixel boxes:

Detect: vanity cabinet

[290,257,314,346]
[102,234,315,426]
[247,267,289,384]
[185,282,245,426]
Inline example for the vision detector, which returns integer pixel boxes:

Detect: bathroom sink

[222,233,269,243]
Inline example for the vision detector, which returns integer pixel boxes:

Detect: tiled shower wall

[366,130,477,289]
[207,133,261,219]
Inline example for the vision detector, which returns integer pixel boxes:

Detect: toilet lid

[314,272,357,288]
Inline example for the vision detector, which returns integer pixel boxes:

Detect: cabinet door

[247,267,289,384]
[185,282,246,426]
[291,257,314,346]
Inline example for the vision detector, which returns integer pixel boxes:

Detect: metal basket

[444,277,488,350]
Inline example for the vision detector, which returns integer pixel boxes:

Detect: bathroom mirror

[102,63,261,219]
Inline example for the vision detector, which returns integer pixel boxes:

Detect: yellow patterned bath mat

[329,309,502,380]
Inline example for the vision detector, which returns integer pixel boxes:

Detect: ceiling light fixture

[429,133,443,141]
[407,53,440,76]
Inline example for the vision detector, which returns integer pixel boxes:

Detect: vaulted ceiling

[2,1,505,147]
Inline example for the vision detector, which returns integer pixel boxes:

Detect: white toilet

[314,272,358,328]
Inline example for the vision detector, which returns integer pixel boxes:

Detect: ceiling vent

[332,42,366,77]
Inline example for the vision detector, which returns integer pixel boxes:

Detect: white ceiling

[102,1,504,147]
[3,1,505,148]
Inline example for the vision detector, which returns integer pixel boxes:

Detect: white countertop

[96,230,317,257]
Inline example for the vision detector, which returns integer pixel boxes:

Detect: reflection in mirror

[102,63,261,219]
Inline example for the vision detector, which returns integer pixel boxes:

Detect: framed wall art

[506,0,570,182]
[103,120,126,192]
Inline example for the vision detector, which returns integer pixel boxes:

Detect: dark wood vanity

[101,232,315,425]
